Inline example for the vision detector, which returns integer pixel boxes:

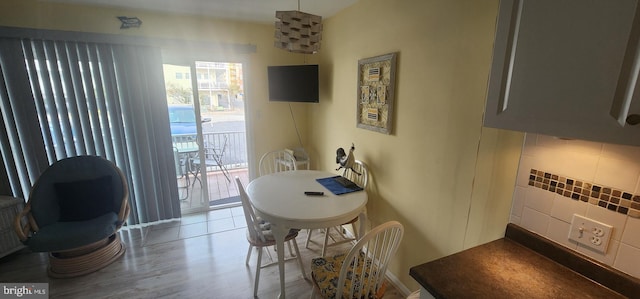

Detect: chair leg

[254,246,263,297]
[305,229,313,248]
[291,239,307,280]
[350,222,359,240]
[322,228,331,257]
[334,225,351,240]
[265,245,274,263]
[309,284,317,299]
[287,239,295,257]
[246,245,253,265]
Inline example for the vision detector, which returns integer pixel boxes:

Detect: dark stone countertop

[410,223,640,299]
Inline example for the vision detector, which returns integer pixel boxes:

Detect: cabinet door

[485,0,640,146]
[612,2,640,130]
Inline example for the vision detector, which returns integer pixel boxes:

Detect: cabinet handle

[627,114,640,125]
[612,2,640,127]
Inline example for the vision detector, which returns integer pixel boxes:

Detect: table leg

[270,222,288,299]
[358,212,367,240]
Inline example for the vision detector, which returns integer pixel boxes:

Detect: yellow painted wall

[312,0,524,290]
[0,0,308,173]
[0,0,526,292]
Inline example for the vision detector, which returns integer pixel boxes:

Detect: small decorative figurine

[335,143,361,176]
[117,16,143,29]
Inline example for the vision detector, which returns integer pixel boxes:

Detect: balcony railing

[172,131,247,170]
[197,81,229,90]
[172,131,247,207]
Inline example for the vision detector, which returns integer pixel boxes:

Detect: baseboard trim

[386,269,412,297]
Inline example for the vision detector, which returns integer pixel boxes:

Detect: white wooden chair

[258,150,298,176]
[292,147,311,170]
[306,160,369,256]
[310,221,404,299]
[235,177,305,297]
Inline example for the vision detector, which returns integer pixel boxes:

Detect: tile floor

[143,207,248,247]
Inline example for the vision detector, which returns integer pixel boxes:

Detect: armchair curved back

[13,155,130,277]
[28,155,129,228]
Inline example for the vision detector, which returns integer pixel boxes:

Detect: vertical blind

[0,37,181,225]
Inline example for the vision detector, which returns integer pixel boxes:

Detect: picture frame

[356,52,397,134]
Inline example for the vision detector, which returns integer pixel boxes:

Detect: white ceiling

[42,0,358,24]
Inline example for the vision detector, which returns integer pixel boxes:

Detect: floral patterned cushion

[311,251,380,299]
[253,217,299,242]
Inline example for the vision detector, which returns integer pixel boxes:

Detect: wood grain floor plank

[0,211,406,298]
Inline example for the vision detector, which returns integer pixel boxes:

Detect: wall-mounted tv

[268,64,319,103]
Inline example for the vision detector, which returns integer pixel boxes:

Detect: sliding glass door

[163,61,248,214]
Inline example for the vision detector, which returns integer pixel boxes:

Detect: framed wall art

[356,52,397,134]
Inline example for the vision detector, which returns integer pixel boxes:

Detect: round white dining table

[246,170,368,299]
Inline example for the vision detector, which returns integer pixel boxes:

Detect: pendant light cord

[289,103,303,148]
[292,0,307,148]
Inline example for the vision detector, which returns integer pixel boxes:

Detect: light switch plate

[568,214,613,254]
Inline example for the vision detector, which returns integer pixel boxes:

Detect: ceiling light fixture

[274,0,322,54]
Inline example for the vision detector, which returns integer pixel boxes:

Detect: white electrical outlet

[568,214,613,254]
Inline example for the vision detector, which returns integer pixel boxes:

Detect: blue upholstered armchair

[14,155,130,278]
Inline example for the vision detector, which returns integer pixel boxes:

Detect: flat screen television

[268,64,319,103]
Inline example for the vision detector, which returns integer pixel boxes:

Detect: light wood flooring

[0,208,406,299]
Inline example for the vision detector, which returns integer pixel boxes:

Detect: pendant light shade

[274,10,322,54]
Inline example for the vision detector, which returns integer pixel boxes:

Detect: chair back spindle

[258,150,297,176]
[311,221,404,299]
[340,221,403,298]
[236,177,267,243]
[343,159,368,189]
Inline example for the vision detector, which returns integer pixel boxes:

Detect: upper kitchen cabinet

[484,0,640,146]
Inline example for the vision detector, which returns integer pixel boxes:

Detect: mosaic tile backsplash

[529,169,640,218]
[511,134,640,279]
